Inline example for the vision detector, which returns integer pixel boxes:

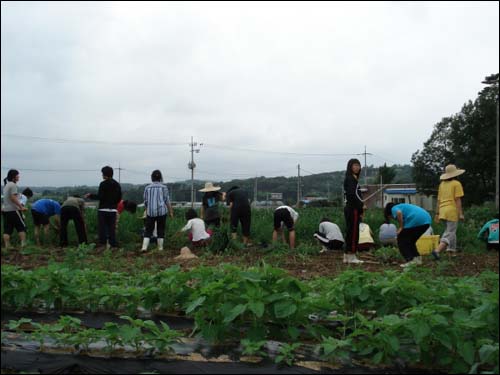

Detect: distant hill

[23,164,413,205]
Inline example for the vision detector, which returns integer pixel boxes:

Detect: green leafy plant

[275,342,301,366]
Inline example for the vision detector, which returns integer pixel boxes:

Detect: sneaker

[400,256,422,268]
[344,253,364,264]
[431,250,440,261]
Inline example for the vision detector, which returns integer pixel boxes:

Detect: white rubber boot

[141,238,150,252]
[344,253,364,264]
[157,238,164,251]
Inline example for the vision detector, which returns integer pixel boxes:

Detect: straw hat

[174,247,198,260]
[440,164,465,180]
[199,182,221,192]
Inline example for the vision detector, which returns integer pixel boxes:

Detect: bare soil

[2,245,498,279]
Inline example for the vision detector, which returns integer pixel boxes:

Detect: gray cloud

[1,1,499,186]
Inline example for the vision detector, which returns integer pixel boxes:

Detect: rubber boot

[157,238,164,251]
[344,253,364,264]
[141,238,150,252]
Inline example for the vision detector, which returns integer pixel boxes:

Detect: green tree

[411,73,498,205]
[376,163,396,185]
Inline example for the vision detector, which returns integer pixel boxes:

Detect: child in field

[181,208,212,247]
[273,205,299,249]
[18,188,33,208]
[378,220,397,246]
[384,202,431,268]
[116,199,137,229]
[478,216,499,251]
[31,198,61,246]
[358,216,375,251]
[313,218,344,253]
[60,195,88,247]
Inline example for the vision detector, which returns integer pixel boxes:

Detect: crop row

[1,263,498,373]
[2,204,497,251]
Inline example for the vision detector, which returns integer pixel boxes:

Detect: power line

[1,166,97,172]
[204,143,358,157]
[1,134,185,146]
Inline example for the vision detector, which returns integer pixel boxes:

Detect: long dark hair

[4,169,19,185]
[345,159,361,178]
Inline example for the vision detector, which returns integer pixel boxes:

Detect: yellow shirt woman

[437,180,464,222]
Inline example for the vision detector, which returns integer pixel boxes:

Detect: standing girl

[343,159,364,264]
[432,164,465,260]
[2,169,27,249]
[142,170,174,252]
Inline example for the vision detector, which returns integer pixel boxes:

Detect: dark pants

[98,211,117,247]
[314,232,344,250]
[344,206,361,254]
[397,224,430,261]
[60,206,87,247]
[486,243,499,251]
[145,215,167,238]
[205,217,221,227]
[230,206,251,237]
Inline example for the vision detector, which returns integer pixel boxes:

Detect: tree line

[411,73,498,206]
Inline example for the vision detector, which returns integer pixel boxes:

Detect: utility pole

[188,137,202,208]
[380,174,383,208]
[253,175,258,204]
[358,146,373,186]
[297,164,301,206]
[117,163,122,183]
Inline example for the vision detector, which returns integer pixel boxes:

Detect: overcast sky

[1,1,498,187]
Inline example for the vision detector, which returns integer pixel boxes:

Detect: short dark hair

[123,200,137,214]
[4,169,19,185]
[185,208,197,221]
[22,188,33,198]
[384,203,396,221]
[151,170,163,182]
[101,166,114,178]
[320,217,331,223]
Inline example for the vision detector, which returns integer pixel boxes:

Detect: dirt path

[2,245,498,279]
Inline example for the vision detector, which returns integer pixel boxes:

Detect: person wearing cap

[431,164,465,260]
[199,182,223,228]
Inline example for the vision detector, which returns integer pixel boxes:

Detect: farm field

[1,205,499,374]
